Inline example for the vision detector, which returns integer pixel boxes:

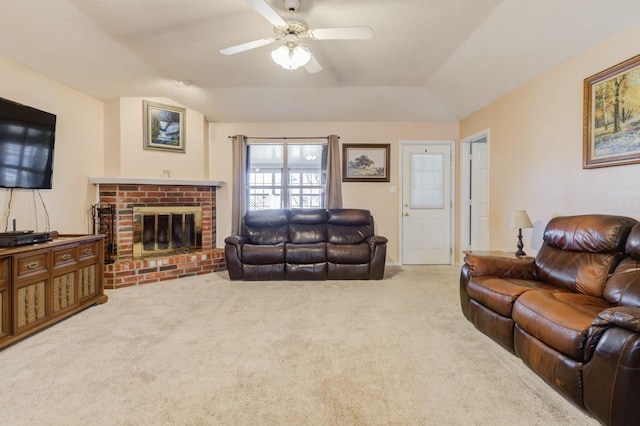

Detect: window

[246,143,327,210]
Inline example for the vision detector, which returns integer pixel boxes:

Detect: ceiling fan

[219,0,374,73]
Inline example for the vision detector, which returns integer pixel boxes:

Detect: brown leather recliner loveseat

[225,208,387,280]
[460,214,640,425]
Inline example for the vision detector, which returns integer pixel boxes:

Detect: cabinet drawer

[15,252,49,278]
[53,247,78,268]
[78,241,99,261]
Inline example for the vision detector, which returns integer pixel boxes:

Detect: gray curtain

[324,134,343,208]
[231,135,247,235]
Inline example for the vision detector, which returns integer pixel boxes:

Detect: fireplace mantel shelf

[89,177,225,187]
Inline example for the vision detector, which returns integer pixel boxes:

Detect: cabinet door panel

[52,272,76,315]
[79,265,97,299]
[14,279,48,333]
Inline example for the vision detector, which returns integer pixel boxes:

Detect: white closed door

[402,143,452,264]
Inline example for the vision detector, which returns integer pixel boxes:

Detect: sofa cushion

[242,243,285,264]
[289,224,326,244]
[534,247,619,297]
[327,209,372,226]
[626,223,640,260]
[604,258,640,308]
[285,243,326,263]
[512,290,612,362]
[288,208,328,243]
[244,209,289,244]
[467,276,565,317]
[290,209,328,224]
[327,243,370,264]
[604,224,640,307]
[327,209,373,245]
[534,215,637,297]
[541,214,636,253]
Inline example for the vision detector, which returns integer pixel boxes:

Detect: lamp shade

[271,43,311,70]
[509,210,533,229]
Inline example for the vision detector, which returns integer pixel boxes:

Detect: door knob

[404,212,409,216]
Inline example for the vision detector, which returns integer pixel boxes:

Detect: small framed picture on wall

[342,144,390,182]
[143,101,186,153]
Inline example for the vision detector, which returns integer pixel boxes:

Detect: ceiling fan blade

[247,0,287,27]
[305,54,322,74]
[220,37,275,55]
[308,26,373,40]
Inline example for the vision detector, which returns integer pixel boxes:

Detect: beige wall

[460,21,640,256]
[0,57,103,234]
[209,121,459,263]
[112,97,206,180]
[6,17,638,260]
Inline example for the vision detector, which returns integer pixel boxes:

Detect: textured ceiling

[1,0,640,122]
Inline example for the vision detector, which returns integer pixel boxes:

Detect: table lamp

[509,210,533,256]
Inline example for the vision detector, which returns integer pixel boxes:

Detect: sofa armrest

[367,235,388,280]
[224,235,249,246]
[224,235,249,280]
[463,254,535,280]
[596,306,640,332]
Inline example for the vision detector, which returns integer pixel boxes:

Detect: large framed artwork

[342,144,390,182]
[583,53,640,168]
[143,101,186,153]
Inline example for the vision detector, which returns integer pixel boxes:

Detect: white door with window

[401,142,453,264]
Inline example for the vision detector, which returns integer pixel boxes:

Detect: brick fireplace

[90,177,226,289]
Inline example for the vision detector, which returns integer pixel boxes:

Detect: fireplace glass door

[134,206,202,258]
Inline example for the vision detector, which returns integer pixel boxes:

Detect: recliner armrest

[224,235,249,246]
[463,254,535,279]
[367,235,388,259]
[596,306,640,332]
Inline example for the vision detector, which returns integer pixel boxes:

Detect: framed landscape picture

[342,144,390,182]
[583,53,640,168]
[143,101,186,153]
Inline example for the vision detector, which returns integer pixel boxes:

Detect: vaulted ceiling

[1,0,640,122]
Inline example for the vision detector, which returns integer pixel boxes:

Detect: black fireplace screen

[134,207,202,258]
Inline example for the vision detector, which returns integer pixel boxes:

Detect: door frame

[460,129,490,261]
[398,140,456,265]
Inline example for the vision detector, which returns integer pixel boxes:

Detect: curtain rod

[227,136,338,140]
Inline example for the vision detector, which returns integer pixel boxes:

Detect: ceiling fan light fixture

[271,43,311,70]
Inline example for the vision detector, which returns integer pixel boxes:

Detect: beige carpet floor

[0,265,598,425]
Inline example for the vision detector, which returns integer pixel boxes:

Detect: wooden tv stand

[0,234,107,350]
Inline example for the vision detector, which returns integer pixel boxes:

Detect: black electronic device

[0,96,56,189]
[0,231,51,247]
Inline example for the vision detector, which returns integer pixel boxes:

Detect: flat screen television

[0,97,56,189]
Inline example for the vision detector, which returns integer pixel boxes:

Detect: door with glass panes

[401,142,453,264]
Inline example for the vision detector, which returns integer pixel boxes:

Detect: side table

[463,250,534,260]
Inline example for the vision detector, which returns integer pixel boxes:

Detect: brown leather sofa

[225,208,387,280]
[460,214,640,425]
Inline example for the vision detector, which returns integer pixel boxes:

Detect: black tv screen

[0,97,56,189]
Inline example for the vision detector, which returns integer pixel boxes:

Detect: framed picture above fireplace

[143,101,186,153]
